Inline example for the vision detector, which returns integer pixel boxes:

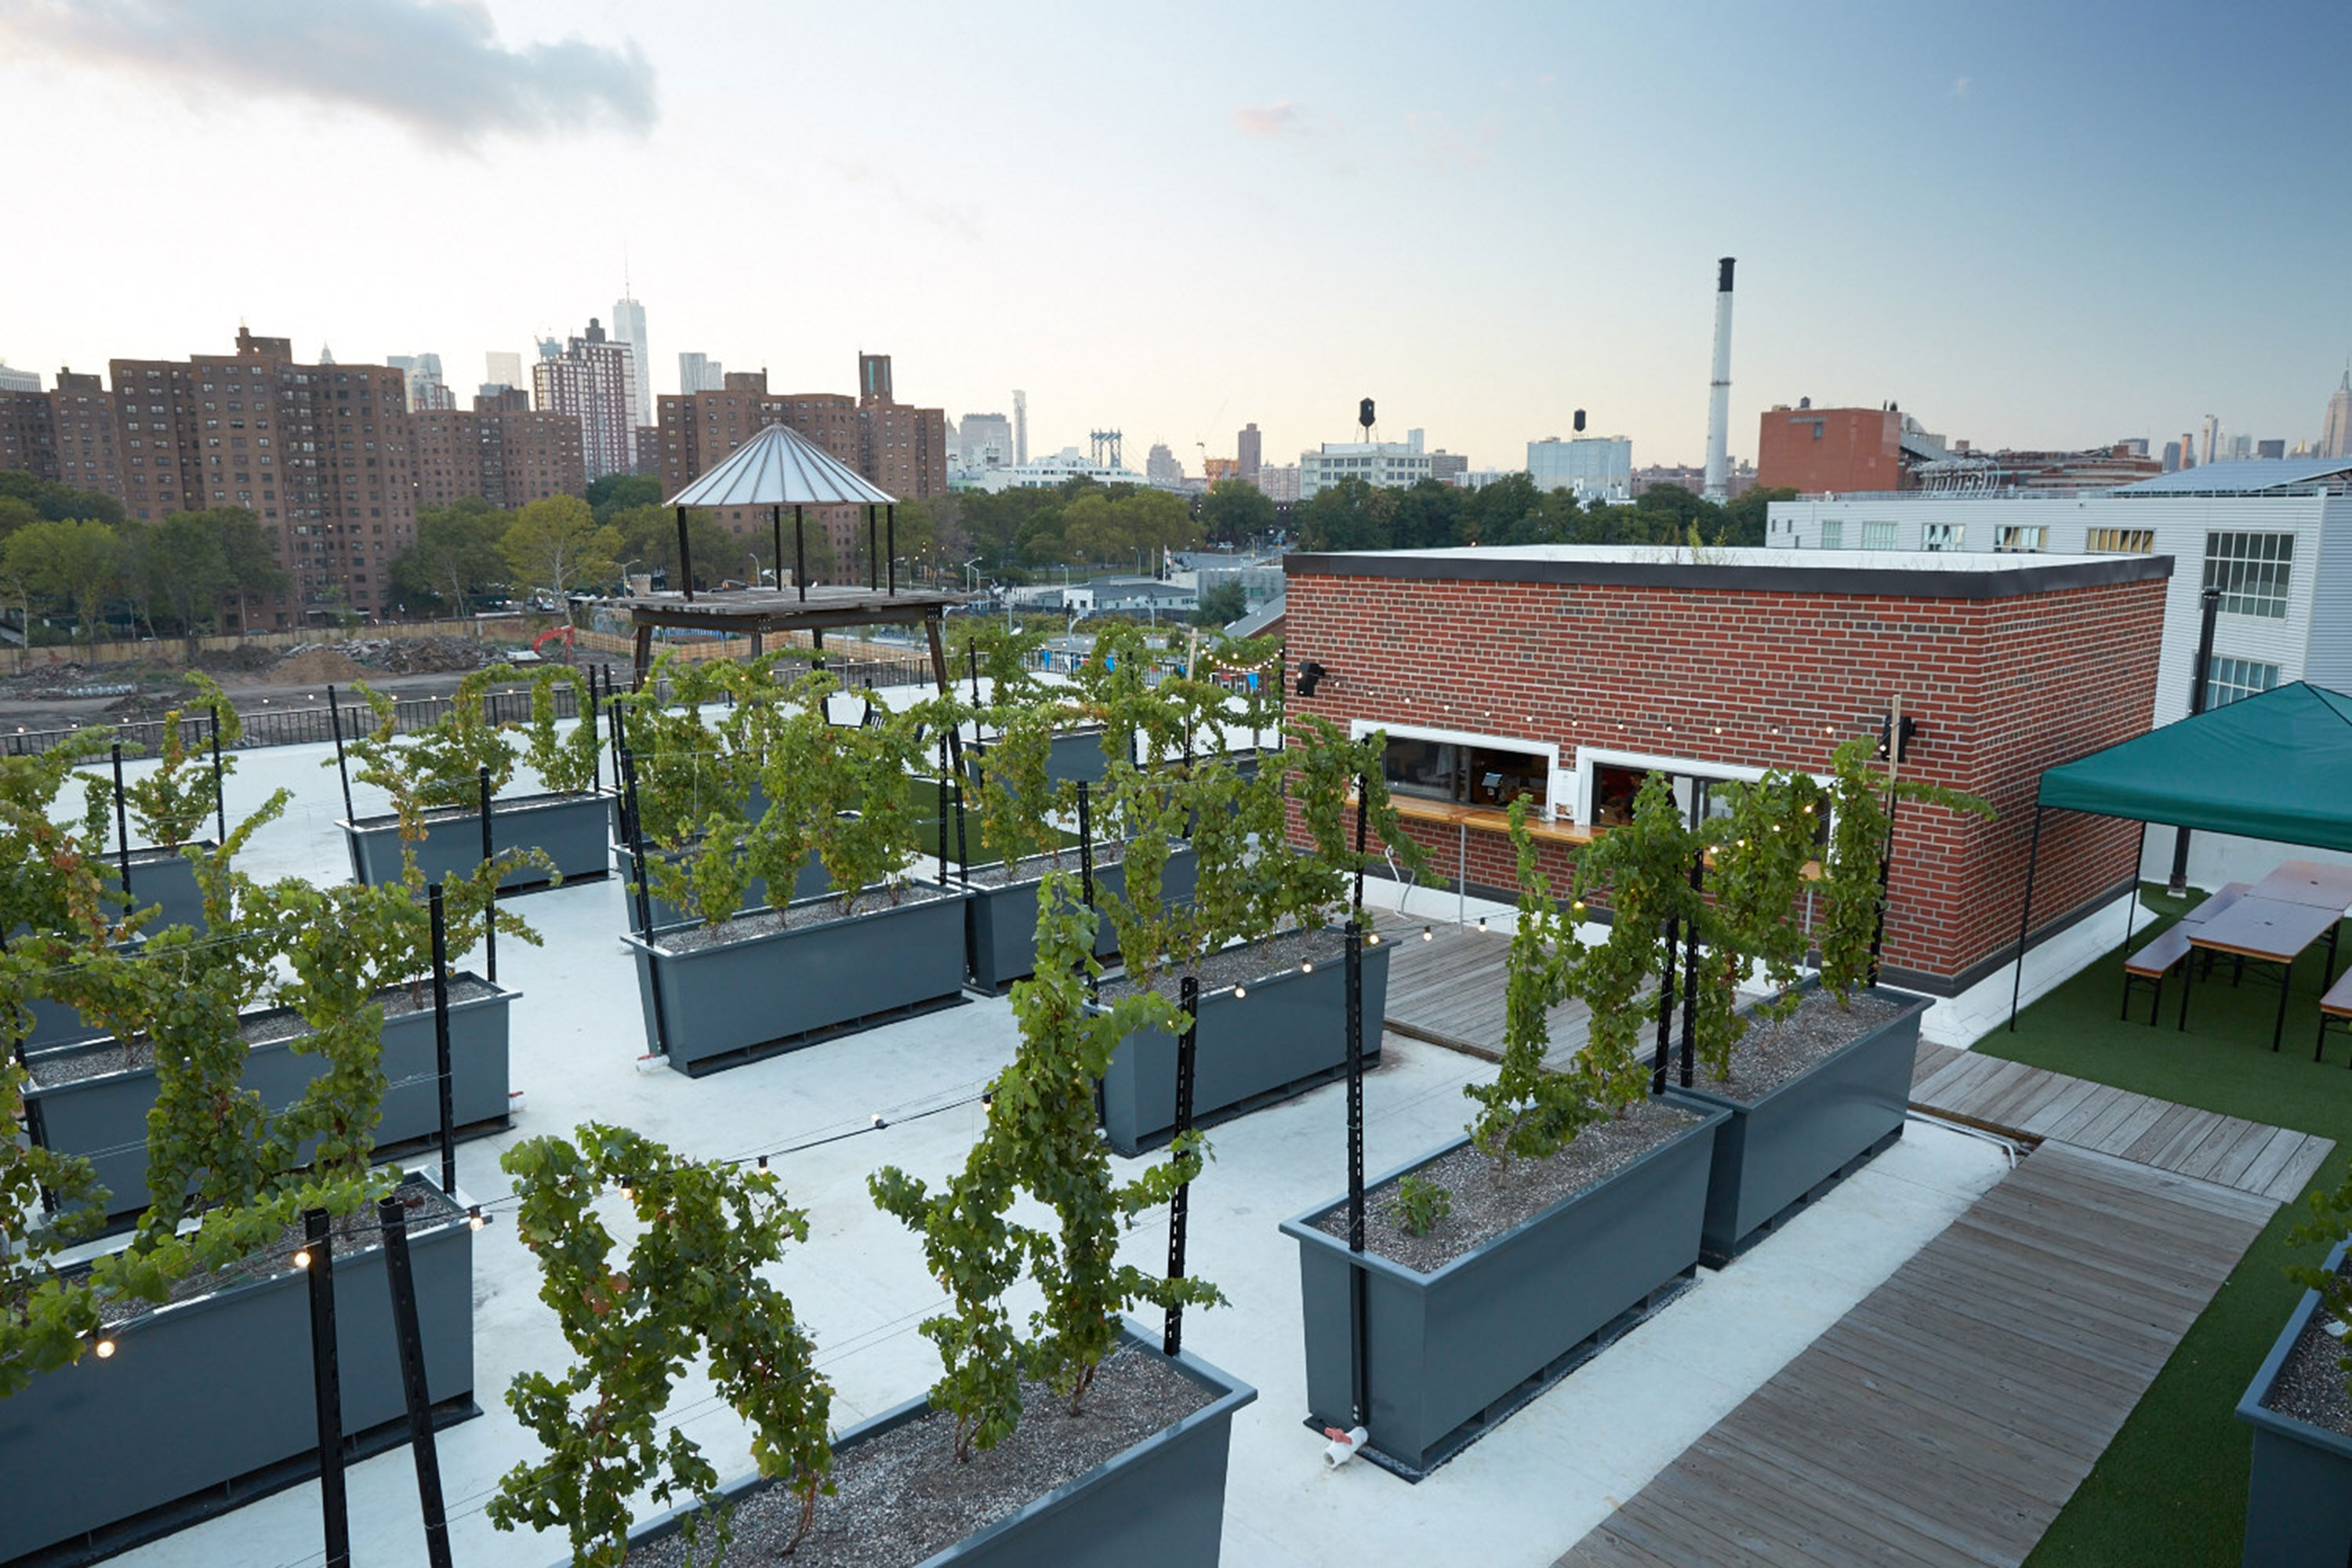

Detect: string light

[1476,916,1489,932]
[1232,983,1247,1000]
[93,1337,116,1359]
[1299,960,1313,975]
[1421,926,1434,941]
[468,1205,485,1231]
[1366,931,1381,946]
[293,1248,312,1269]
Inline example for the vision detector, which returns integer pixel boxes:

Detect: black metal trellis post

[935,740,950,884]
[429,884,457,1196]
[303,1207,351,1568]
[587,666,603,797]
[1653,908,1678,1096]
[887,503,897,596]
[378,1194,454,1568]
[794,504,807,601]
[328,683,357,829]
[1679,848,1701,1089]
[617,716,671,1057]
[110,742,131,901]
[771,505,785,595]
[866,506,878,591]
[477,767,497,985]
[3,928,55,1214]
[675,505,696,604]
[968,642,982,708]
[1345,917,1369,1428]
[1078,781,1096,909]
[1163,973,1200,1357]
[209,708,227,844]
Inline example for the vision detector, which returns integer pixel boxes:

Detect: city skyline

[2,0,2347,474]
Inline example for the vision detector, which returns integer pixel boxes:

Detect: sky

[4,0,2349,474]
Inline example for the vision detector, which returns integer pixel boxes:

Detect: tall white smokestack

[1704,256,1735,502]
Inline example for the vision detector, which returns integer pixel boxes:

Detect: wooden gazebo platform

[619,586,971,690]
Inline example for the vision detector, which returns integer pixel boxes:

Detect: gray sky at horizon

[5,0,2348,475]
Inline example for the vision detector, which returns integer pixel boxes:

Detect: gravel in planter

[24,977,503,1085]
[957,839,1124,890]
[650,882,962,953]
[1697,987,1908,1102]
[2261,1253,2352,1441]
[1315,1095,1704,1273]
[82,1181,463,1327]
[627,1345,1212,1568]
[1098,918,1378,1007]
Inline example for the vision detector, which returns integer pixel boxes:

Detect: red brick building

[1281,545,2172,993]
[1757,405,1911,495]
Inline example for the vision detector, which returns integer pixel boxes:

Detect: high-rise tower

[611,290,650,463]
[2323,368,2352,459]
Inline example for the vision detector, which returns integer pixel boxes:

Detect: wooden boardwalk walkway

[1555,1141,2277,1568]
[1382,923,1593,1067]
[1910,1040,2332,1205]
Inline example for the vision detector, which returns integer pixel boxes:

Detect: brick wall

[1282,557,2167,991]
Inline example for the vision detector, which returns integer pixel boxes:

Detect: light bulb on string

[293,1248,312,1270]
[94,1337,116,1359]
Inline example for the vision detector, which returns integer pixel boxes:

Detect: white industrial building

[1770,458,2352,889]
[1528,434,1632,501]
[1299,430,1434,499]
[953,445,1144,493]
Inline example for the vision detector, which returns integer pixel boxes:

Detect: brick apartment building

[1280,544,2173,993]
[655,354,946,575]
[410,388,586,511]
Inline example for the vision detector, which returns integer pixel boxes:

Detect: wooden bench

[2316,965,2352,1065]
[2122,925,2195,1026]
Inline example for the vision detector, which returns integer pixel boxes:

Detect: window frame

[1351,719,1561,820]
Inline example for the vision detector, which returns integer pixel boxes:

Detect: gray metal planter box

[623,887,971,1076]
[1279,1105,1726,1474]
[24,975,514,1221]
[19,938,142,1056]
[1098,932,1388,1156]
[602,1324,1252,1568]
[965,726,1115,790]
[103,842,212,935]
[0,1175,476,1567]
[955,845,1200,996]
[341,789,614,892]
[1664,982,1927,1267]
[2236,1238,2352,1567]
[613,843,827,933]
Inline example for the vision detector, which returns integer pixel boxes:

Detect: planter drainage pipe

[379,1194,455,1568]
[209,707,227,844]
[1345,919,1370,1431]
[478,767,497,985]
[111,742,131,902]
[302,1207,352,1568]
[430,884,458,1196]
[2007,806,2045,1033]
[1163,975,1200,1357]
[1904,1109,2023,1169]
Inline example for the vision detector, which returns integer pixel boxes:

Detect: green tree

[1198,480,1275,546]
[1295,477,1399,551]
[584,473,662,524]
[502,495,619,622]
[0,495,38,541]
[3,517,119,646]
[1719,485,1796,547]
[392,497,510,615]
[1194,579,1248,626]
[142,510,238,641]
[0,471,126,529]
[607,503,736,593]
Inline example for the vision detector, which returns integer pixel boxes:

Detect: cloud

[1232,100,1330,140]
[1406,110,1501,171]
[0,0,655,146]
[833,158,981,242]
[1950,75,1971,97]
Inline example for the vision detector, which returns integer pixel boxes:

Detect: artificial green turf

[1976,885,2352,1567]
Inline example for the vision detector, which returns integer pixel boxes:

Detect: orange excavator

[530,624,575,657]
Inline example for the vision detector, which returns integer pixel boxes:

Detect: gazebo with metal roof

[618,422,967,689]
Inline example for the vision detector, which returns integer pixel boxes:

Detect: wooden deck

[1381,923,1595,1068]
[1910,1041,2332,1205]
[1556,1141,2278,1568]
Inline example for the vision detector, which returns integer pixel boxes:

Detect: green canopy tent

[2008,681,2352,1029]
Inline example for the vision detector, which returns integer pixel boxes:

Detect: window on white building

[2088,528,2154,554]
[1860,521,1897,550]
[1922,523,1961,551]
[2203,531,2294,619]
[2205,657,2279,709]
[1819,520,1845,550]
[1995,524,2046,553]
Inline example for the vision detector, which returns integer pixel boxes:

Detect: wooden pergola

[641,421,970,691]
[619,584,969,691]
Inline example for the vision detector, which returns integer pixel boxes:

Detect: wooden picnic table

[2249,858,2352,912]
[2186,895,2346,1050]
